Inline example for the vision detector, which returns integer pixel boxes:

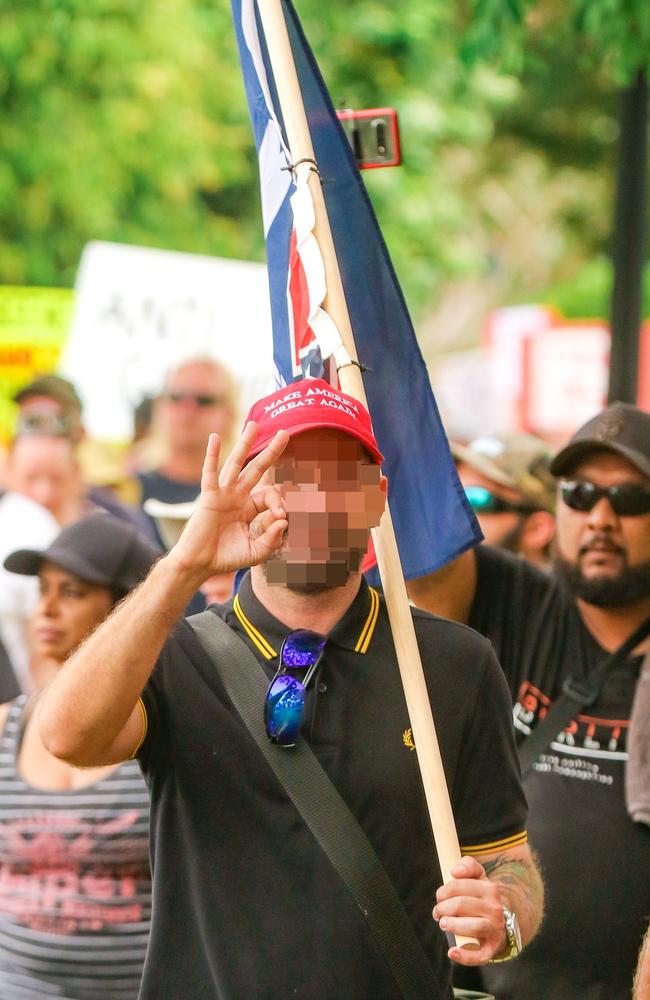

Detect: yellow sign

[0,287,74,442]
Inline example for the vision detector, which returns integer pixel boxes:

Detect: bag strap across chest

[518,615,650,778]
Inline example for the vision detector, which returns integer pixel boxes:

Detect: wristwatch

[489,906,523,963]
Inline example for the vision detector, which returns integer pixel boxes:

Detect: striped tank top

[0,696,151,999]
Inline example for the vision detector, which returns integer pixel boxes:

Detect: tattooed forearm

[483,849,545,946]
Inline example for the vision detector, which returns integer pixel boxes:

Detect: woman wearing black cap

[0,513,159,999]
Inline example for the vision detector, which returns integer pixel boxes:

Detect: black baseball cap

[4,514,159,592]
[550,402,650,479]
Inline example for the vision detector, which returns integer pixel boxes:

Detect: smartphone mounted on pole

[336,107,401,169]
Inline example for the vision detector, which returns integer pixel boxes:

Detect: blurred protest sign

[430,349,501,441]
[0,287,74,443]
[433,306,648,443]
[522,321,610,441]
[61,241,276,441]
[483,304,558,429]
[433,305,558,439]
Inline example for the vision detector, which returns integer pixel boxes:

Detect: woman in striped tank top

[0,514,159,1000]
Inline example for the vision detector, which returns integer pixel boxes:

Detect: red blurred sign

[483,305,558,429]
[522,321,610,440]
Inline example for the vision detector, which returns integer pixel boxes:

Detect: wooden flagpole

[256,0,478,951]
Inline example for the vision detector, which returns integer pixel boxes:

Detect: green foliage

[462,0,650,83]
[0,0,644,326]
[0,0,264,286]
[537,259,650,318]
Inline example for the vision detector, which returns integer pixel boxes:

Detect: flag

[231,0,481,579]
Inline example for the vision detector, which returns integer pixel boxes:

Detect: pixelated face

[261,430,385,590]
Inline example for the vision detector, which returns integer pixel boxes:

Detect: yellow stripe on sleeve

[128,698,148,759]
[460,830,528,857]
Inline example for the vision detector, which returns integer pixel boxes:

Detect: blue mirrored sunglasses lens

[265,675,306,743]
[282,630,327,668]
[464,485,497,513]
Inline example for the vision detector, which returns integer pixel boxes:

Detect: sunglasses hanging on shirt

[264,630,327,747]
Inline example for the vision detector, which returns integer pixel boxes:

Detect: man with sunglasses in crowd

[37,379,543,1000]
[452,432,556,569]
[137,357,237,543]
[408,400,650,1000]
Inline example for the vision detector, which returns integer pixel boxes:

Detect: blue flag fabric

[231,0,481,578]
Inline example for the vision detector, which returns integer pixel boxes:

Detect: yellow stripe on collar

[233,594,277,660]
[355,587,379,654]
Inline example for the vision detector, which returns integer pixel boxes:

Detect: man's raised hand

[169,422,289,582]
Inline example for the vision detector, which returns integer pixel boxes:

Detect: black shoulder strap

[187,610,443,1000]
[518,616,650,778]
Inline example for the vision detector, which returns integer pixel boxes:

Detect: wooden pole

[256,0,478,950]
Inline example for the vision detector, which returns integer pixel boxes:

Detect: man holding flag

[38,1,545,995]
[38,381,542,999]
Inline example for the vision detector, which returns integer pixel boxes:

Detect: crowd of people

[0,360,647,999]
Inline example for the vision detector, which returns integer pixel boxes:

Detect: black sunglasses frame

[560,479,650,517]
[164,392,223,408]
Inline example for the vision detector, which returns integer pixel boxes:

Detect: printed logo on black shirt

[514,680,628,780]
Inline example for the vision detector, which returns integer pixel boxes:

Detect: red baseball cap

[245,379,383,465]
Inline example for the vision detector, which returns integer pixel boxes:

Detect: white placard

[61,241,277,440]
[430,348,501,441]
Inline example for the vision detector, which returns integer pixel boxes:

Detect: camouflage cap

[452,432,555,512]
[13,374,82,417]
[13,374,83,438]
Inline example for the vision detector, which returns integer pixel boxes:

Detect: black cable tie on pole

[337,358,371,374]
[281,157,321,178]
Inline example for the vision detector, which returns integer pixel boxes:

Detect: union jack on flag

[231,0,481,579]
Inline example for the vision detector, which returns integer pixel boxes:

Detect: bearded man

[408,401,650,1000]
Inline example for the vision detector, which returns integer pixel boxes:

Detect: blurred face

[554,452,650,607]
[20,396,64,424]
[32,563,114,663]
[7,437,81,523]
[457,463,528,552]
[160,362,234,454]
[18,396,81,441]
[261,430,385,591]
[200,571,235,605]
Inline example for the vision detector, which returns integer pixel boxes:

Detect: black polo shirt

[138,574,527,1000]
[467,546,650,1000]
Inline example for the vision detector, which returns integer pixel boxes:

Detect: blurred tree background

[1,0,648,359]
